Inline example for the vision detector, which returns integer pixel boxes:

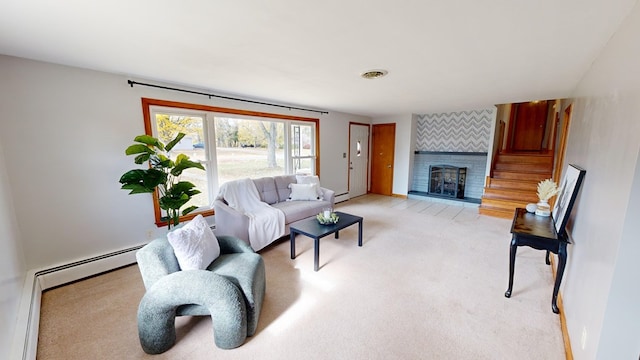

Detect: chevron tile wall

[416,108,495,152]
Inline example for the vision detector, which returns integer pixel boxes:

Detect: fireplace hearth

[428,165,466,199]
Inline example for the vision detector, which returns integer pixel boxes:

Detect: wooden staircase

[479,152,553,218]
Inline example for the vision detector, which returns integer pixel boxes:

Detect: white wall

[562,2,640,358]
[0,132,26,360]
[0,55,369,271]
[371,114,413,196]
[319,112,370,198]
[597,152,640,359]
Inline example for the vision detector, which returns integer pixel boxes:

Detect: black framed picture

[552,164,586,234]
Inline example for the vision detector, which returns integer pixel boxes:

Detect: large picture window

[141,98,319,227]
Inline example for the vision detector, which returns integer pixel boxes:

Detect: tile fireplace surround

[410,151,487,202]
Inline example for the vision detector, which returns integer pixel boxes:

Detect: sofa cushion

[252,177,278,204]
[274,175,297,202]
[296,175,324,199]
[273,199,332,224]
[288,183,321,201]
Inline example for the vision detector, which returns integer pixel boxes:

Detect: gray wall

[562,2,640,358]
[0,129,25,359]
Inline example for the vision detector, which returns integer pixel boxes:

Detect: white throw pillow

[288,183,320,201]
[295,175,324,199]
[167,214,220,270]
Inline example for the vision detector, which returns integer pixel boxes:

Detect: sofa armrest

[213,198,250,244]
[320,187,335,206]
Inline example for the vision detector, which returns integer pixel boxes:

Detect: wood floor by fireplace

[429,165,467,199]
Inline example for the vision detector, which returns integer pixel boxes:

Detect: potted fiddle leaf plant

[119,133,204,229]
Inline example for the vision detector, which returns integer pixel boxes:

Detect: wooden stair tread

[482,188,538,202]
[478,205,516,219]
[486,178,539,191]
[492,170,551,181]
[480,152,554,219]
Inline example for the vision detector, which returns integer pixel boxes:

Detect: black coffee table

[290,211,363,271]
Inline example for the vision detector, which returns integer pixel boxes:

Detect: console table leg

[505,236,517,298]
[358,220,363,246]
[290,232,296,259]
[552,243,568,314]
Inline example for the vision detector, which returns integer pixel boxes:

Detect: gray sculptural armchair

[136,234,265,354]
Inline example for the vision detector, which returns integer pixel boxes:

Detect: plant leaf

[159,194,190,211]
[165,133,186,152]
[143,169,167,188]
[134,135,164,150]
[134,153,151,164]
[167,181,196,194]
[120,183,154,194]
[182,206,199,216]
[171,158,205,176]
[119,169,146,184]
[125,144,154,156]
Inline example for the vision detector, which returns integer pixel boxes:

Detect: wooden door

[511,101,549,151]
[349,123,370,198]
[370,123,395,195]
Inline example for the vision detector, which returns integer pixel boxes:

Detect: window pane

[215,117,285,185]
[154,113,209,209]
[291,123,315,175]
[293,158,314,174]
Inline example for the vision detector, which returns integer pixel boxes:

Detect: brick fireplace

[411,152,486,202]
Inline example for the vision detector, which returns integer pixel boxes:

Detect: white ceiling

[0,0,637,117]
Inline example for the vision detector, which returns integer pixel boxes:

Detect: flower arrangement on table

[317,211,339,225]
[535,179,559,217]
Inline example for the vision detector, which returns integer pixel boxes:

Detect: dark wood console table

[505,208,569,314]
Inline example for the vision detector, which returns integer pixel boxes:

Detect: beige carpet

[37,194,565,359]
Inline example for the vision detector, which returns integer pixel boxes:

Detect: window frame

[141,97,320,227]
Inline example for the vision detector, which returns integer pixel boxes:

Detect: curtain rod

[127,80,328,115]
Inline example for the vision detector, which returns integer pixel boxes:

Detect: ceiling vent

[360,69,388,79]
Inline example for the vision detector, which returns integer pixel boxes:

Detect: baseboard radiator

[12,244,143,360]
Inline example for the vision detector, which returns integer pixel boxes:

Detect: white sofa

[213,175,335,249]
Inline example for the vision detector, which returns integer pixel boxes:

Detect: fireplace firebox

[428,165,467,199]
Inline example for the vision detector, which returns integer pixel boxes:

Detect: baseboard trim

[11,245,143,360]
[335,193,350,203]
[391,193,408,199]
[549,254,573,360]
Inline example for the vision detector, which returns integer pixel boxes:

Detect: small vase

[535,199,551,217]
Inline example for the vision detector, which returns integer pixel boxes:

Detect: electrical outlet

[581,327,587,350]
[146,229,154,240]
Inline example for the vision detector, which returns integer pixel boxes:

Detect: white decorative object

[535,200,551,217]
[167,214,220,270]
[526,203,537,213]
[535,179,559,217]
[317,211,339,225]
